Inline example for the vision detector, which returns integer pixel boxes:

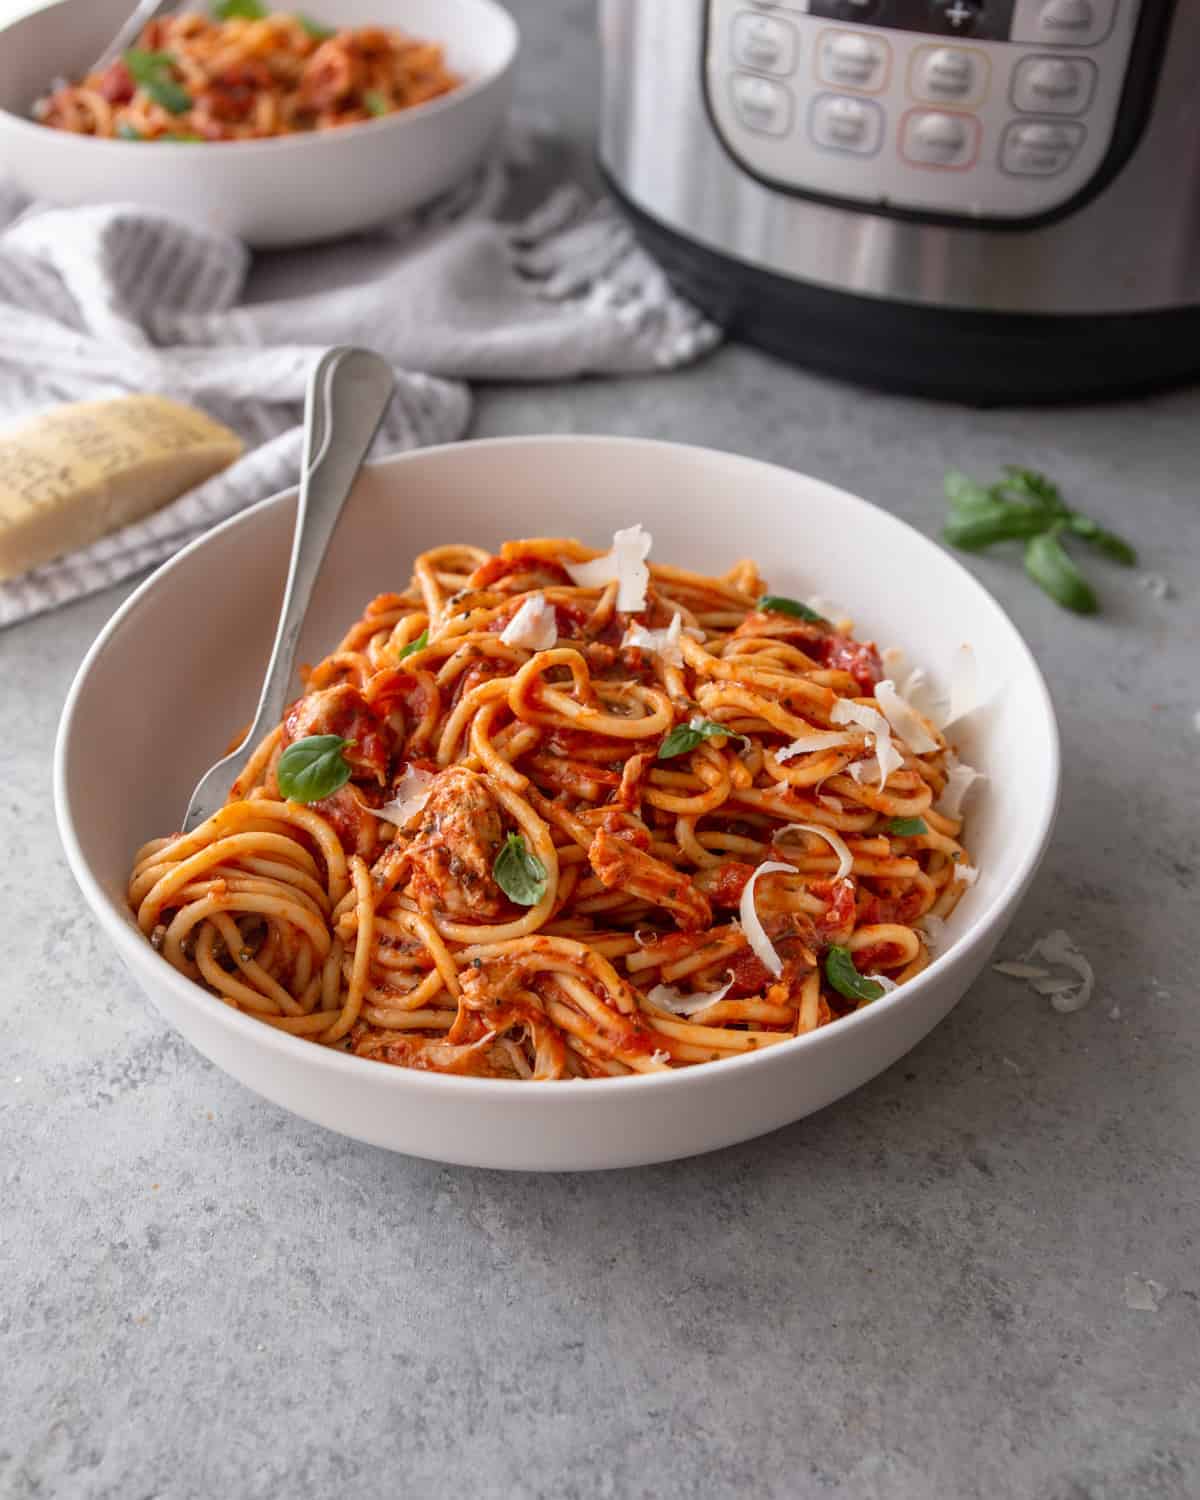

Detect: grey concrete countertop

[3,4,1198,1497]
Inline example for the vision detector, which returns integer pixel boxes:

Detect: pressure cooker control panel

[705,0,1146,220]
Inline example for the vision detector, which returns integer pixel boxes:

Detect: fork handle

[181,347,394,833]
[91,0,178,76]
[246,346,395,741]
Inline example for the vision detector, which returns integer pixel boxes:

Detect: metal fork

[88,0,178,77]
[182,346,395,833]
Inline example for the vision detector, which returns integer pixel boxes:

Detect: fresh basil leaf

[1066,515,1137,566]
[1089,530,1138,567]
[297,12,335,38]
[942,504,1049,551]
[658,718,747,760]
[887,817,927,836]
[116,122,142,140]
[492,833,547,907]
[395,629,428,661]
[125,48,176,68]
[1024,532,1098,615]
[825,946,884,1004]
[212,0,269,18]
[944,470,995,514]
[276,734,353,802]
[364,90,390,116]
[757,594,828,625]
[124,50,192,114]
[145,77,193,115]
[1000,466,1065,513]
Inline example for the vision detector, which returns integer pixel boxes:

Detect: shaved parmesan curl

[373,766,436,829]
[1024,929,1094,1014]
[875,680,939,754]
[775,728,857,762]
[500,592,557,650]
[775,822,853,882]
[937,759,985,820]
[945,644,977,727]
[919,913,947,953]
[738,861,795,978]
[830,698,903,788]
[647,974,735,1016]
[992,962,1049,980]
[621,612,702,667]
[897,645,977,729]
[565,524,652,611]
[994,931,1095,1014]
[901,666,939,720]
[953,862,979,886]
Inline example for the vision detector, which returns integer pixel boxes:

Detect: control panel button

[729,72,793,135]
[809,92,885,154]
[910,44,988,106]
[1010,0,1116,47]
[900,108,981,168]
[928,0,983,35]
[1000,118,1085,174]
[732,11,799,75]
[817,29,890,92]
[1011,54,1097,113]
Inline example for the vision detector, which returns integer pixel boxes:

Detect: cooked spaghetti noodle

[128,533,979,1080]
[34,10,459,143]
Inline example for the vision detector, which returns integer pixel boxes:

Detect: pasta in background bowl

[55,437,1060,1168]
[0,0,517,246]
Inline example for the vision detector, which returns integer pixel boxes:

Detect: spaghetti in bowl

[56,437,1060,1166]
[0,0,516,246]
[127,535,981,1080]
[34,10,461,144]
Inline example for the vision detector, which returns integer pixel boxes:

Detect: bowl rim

[53,434,1062,1102]
[0,0,519,153]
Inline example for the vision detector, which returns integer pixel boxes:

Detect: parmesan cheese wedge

[0,395,243,582]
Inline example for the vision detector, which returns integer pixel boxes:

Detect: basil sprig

[212,0,269,18]
[124,50,192,114]
[658,718,748,760]
[364,90,390,116]
[276,734,353,803]
[493,833,547,907]
[940,466,1136,614]
[887,817,927,836]
[395,629,428,662]
[757,594,829,625]
[825,946,884,1004]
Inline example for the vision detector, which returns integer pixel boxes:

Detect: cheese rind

[0,395,243,582]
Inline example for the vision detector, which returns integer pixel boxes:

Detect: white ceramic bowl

[55,437,1060,1170]
[0,0,517,248]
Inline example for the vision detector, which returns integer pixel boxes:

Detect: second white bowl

[0,0,518,247]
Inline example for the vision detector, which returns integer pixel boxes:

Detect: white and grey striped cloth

[0,135,720,628]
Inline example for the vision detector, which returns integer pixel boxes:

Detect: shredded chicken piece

[588,827,712,931]
[405,768,505,919]
[283,683,389,784]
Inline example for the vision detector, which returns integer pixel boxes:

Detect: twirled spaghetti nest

[128,535,976,1080]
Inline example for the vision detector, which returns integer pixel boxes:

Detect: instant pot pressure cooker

[599,1,1200,402]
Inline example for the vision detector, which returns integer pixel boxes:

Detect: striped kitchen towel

[0,133,720,628]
